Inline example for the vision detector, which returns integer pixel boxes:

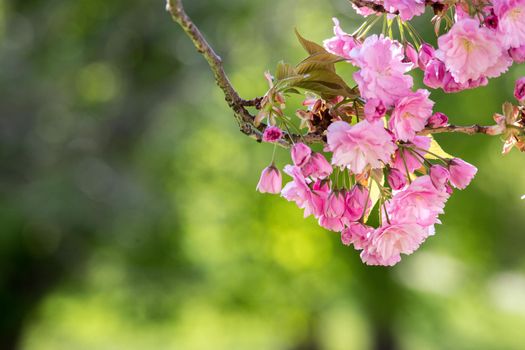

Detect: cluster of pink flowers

[253,1,525,266]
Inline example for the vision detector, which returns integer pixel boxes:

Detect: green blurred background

[2,0,525,349]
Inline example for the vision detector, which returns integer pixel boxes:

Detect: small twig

[419,124,502,136]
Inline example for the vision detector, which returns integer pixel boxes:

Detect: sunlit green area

[2,0,525,349]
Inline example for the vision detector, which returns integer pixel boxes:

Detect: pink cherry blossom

[427,112,449,128]
[323,18,360,60]
[281,165,324,217]
[494,0,525,49]
[262,126,283,142]
[256,165,282,194]
[383,0,426,21]
[387,175,449,227]
[327,120,397,174]
[448,158,478,189]
[344,184,373,222]
[361,223,428,266]
[429,165,450,191]
[302,152,333,179]
[418,43,435,70]
[510,45,525,62]
[364,98,386,122]
[325,190,346,218]
[423,59,447,89]
[341,222,373,249]
[389,89,434,141]
[514,77,525,101]
[350,35,413,106]
[388,168,408,190]
[291,143,311,167]
[436,18,507,84]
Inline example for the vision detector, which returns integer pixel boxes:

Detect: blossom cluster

[254,0,525,266]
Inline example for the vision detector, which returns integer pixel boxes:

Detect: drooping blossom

[281,165,324,217]
[436,18,507,84]
[514,77,525,101]
[327,120,397,174]
[341,222,373,250]
[350,35,413,106]
[291,143,312,167]
[418,43,435,70]
[493,0,525,49]
[387,175,449,227]
[383,0,426,21]
[361,223,428,266]
[325,190,346,218]
[404,43,419,67]
[448,158,478,189]
[364,98,386,122]
[256,165,282,194]
[389,89,435,141]
[427,112,449,128]
[323,18,360,60]
[344,184,372,223]
[262,126,283,142]
[387,168,408,190]
[510,45,525,63]
[302,152,333,179]
[429,164,450,191]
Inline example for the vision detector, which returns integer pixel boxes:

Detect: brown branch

[167,0,508,147]
[348,0,445,15]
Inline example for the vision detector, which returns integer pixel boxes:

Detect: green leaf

[425,135,454,160]
[293,69,356,99]
[295,29,326,55]
[296,52,344,74]
[275,61,297,81]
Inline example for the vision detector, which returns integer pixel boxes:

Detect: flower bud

[256,165,282,194]
[387,168,407,190]
[325,190,346,218]
[430,165,450,190]
[344,185,371,222]
[291,143,311,167]
[484,14,498,30]
[514,77,525,102]
[418,43,435,70]
[404,43,418,67]
[448,158,477,190]
[262,126,283,143]
[509,45,525,63]
[423,59,446,89]
[427,112,449,128]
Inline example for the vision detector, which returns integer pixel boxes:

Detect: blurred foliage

[1,0,525,349]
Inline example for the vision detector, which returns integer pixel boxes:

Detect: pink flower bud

[387,168,408,190]
[448,158,477,190]
[262,126,283,142]
[514,77,525,102]
[256,165,282,194]
[429,165,450,190]
[325,190,346,218]
[302,152,333,179]
[509,45,525,63]
[484,14,498,29]
[427,112,449,128]
[341,222,373,250]
[364,98,386,122]
[291,143,311,167]
[418,43,435,70]
[404,43,418,67]
[344,185,372,222]
[423,59,446,89]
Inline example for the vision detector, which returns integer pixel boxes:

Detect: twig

[166,0,508,147]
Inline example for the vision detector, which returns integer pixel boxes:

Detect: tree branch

[167,0,507,147]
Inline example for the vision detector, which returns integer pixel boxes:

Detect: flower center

[462,39,473,53]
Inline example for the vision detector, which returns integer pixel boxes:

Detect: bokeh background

[2,0,525,349]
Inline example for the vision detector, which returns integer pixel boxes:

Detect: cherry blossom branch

[166,0,508,146]
[419,124,503,136]
[348,0,445,15]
